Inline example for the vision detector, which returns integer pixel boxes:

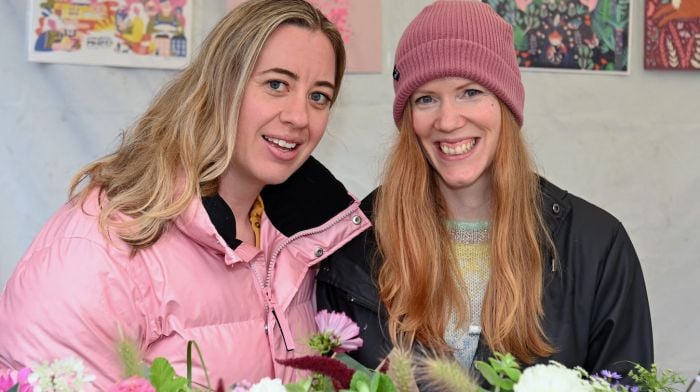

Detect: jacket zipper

[252,206,361,350]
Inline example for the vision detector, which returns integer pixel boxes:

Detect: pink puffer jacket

[0,157,370,390]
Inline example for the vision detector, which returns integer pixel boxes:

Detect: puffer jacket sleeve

[585,222,653,374]
[0,237,147,386]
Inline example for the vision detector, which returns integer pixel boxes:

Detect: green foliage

[6,385,18,392]
[513,27,528,52]
[474,352,521,392]
[577,45,595,70]
[117,337,146,378]
[342,371,396,392]
[348,371,372,392]
[309,374,336,392]
[335,353,372,378]
[186,340,211,390]
[371,373,397,392]
[611,0,630,30]
[628,363,686,392]
[385,348,418,392]
[150,358,189,392]
[286,377,313,392]
[596,0,612,25]
[418,356,478,392]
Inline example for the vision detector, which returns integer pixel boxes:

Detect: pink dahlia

[0,367,32,392]
[108,376,156,392]
[314,310,363,354]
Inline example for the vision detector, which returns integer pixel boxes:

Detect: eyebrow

[260,67,335,90]
[412,82,480,97]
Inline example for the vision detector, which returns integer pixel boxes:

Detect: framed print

[28,0,192,69]
[484,0,632,73]
[644,0,700,70]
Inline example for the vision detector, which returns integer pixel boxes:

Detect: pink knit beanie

[392,0,525,126]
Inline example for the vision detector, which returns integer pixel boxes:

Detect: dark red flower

[276,356,354,389]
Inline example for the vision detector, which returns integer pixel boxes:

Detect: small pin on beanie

[392,0,525,126]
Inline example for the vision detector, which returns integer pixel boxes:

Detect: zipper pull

[264,288,295,351]
[271,308,295,352]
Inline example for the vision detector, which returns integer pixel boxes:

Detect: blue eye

[267,80,285,91]
[310,91,331,106]
[415,96,434,105]
[465,89,482,97]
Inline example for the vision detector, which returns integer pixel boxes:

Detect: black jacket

[317,178,653,379]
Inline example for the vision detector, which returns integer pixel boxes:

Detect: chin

[260,165,302,185]
[438,173,480,190]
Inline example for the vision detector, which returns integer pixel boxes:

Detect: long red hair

[375,102,554,363]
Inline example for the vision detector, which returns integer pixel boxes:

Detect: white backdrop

[2,0,699,380]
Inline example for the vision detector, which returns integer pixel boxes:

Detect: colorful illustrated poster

[645,0,700,70]
[227,0,381,73]
[483,0,631,73]
[28,0,192,69]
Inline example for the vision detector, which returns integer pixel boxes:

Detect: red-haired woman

[317,0,652,379]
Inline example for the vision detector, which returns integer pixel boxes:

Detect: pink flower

[231,379,253,392]
[515,0,533,12]
[314,310,363,353]
[108,376,155,392]
[0,368,32,392]
[580,0,598,11]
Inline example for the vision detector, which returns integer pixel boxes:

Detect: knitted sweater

[444,221,491,369]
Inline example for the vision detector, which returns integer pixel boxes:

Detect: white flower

[514,362,594,392]
[28,357,96,392]
[249,377,286,392]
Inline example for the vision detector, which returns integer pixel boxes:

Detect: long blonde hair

[69,0,345,250]
[375,102,554,363]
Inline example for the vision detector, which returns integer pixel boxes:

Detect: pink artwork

[227,0,381,73]
[645,0,700,70]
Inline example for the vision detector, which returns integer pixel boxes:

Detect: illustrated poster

[645,0,700,70]
[227,0,381,73]
[28,0,192,69]
[483,0,631,73]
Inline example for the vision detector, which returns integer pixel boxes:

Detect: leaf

[513,27,528,51]
[286,377,313,392]
[499,378,515,390]
[370,372,397,392]
[475,361,500,386]
[349,371,371,392]
[502,367,521,382]
[150,357,188,392]
[7,385,18,392]
[336,353,373,377]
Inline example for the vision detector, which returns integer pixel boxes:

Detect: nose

[279,93,309,129]
[435,100,466,133]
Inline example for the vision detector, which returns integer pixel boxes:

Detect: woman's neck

[438,175,492,222]
[218,166,263,245]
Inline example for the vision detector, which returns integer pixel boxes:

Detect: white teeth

[440,139,476,155]
[264,136,297,149]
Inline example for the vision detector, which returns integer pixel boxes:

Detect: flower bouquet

[2,311,698,392]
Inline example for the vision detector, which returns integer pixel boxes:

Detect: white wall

[1,0,699,381]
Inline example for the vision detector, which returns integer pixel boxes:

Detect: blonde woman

[0,0,369,388]
[317,0,652,380]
